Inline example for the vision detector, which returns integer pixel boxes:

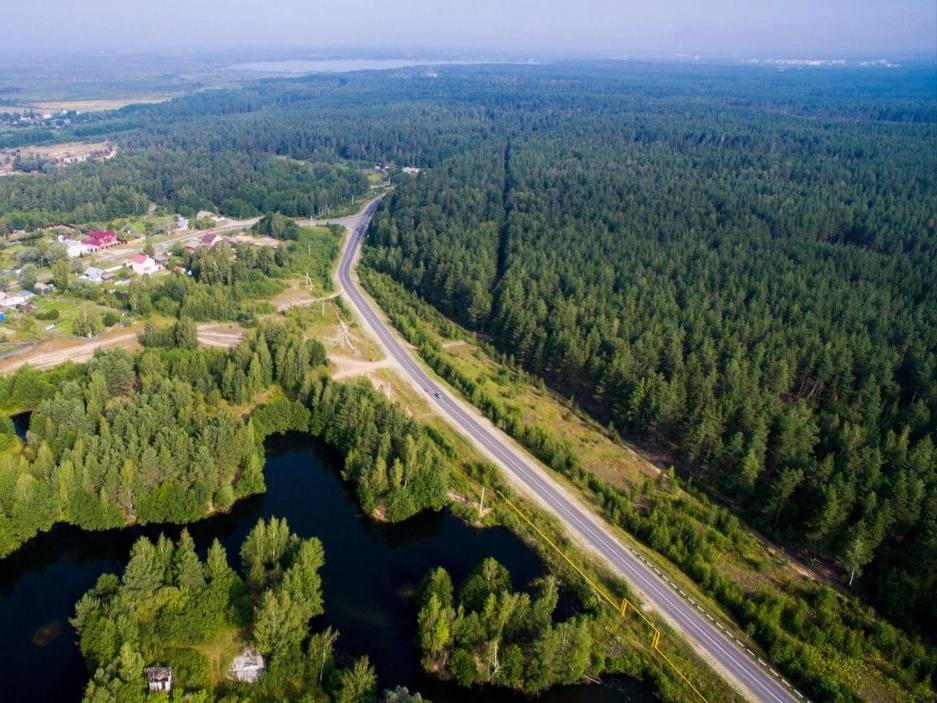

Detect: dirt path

[328,354,395,380]
[0,322,247,373]
[0,329,142,372]
[196,323,246,349]
[274,290,340,312]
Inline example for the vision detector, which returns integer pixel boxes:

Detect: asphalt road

[337,199,800,703]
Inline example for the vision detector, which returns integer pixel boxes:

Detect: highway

[337,198,800,703]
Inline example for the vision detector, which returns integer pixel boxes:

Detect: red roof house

[128,254,160,275]
[82,230,119,249]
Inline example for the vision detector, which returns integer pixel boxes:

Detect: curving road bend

[336,198,800,703]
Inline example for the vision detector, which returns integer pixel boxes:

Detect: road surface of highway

[337,198,800,703]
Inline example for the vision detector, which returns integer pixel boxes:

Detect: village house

[0,290,36,309]
[185,232,229,253]
[81,230,119,250]
[143,666,173,693]
[230,649,265,683]
[196,210,225,224]
[83,266,103,283]
[175,215,189,231]
[200,232,224,248]
[128,254,160,276]
[57,235,97,258]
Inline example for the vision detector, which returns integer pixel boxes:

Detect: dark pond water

[12,411,29,439]
[0,429,655,702]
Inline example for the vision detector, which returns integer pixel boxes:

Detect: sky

[5,0,936,58]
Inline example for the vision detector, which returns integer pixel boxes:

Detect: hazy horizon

[5,0,935,59]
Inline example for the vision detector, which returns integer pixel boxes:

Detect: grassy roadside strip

[358,266,936,703]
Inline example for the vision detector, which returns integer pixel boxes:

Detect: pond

[0,429,655,702]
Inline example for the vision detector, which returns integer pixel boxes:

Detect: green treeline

[363,95,937,639]
[416,559,594,694]
[0,349,264,556]
[0,148,368,229]
[0,321,321,555]
[361,268,937,702]
[2,61,934,699]
[414,557,713,701]
[9,63,932,232]
[0,312,453,556]
[72,518,416,703]
[253,212,302,240]
[305,377,450,522]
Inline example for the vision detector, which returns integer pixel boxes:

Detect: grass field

[191,626,245,688]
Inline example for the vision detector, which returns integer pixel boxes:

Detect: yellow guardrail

[496,489,709,703]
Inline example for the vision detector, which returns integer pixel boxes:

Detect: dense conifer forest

[1,61,935,696]
[0,324,452,554]
[367,66,936,634]
[417,559,597,694]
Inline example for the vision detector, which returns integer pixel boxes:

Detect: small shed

[143,666,173,692]
[83,266,103,282]
[230,649,265,683]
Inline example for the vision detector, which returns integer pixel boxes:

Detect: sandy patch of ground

[0,141,116,176]
[197,323,246,349]
[273,286,339,312]
[30,98,172,112]
[328,354,395,381]
[233,234,280,249]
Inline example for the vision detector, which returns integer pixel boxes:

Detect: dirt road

[0,322,245,373]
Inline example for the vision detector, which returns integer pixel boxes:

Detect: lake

[0,428,654,702]
[225,58,531,74]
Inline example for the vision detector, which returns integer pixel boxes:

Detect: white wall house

[0,290,34,308]
[128,254,160,276]
[57,236,97,258]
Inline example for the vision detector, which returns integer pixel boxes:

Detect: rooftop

[143,666,173,683]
